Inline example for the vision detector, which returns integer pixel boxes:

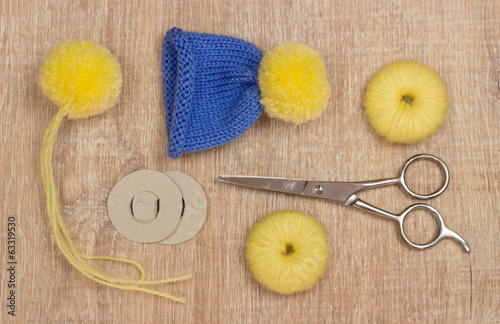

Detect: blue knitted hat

[162,28,264,158]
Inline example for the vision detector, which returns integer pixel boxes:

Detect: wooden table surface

[1,0,499,322]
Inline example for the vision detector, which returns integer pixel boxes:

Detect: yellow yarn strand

[41,108,191,303]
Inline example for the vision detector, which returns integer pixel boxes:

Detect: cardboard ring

[160,171,207,244]
[107,170,182,243]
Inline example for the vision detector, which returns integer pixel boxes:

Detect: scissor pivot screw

[313,185,324,195]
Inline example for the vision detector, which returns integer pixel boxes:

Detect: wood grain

[1,0,498,322]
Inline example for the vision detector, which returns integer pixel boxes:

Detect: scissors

[219,154,469,252]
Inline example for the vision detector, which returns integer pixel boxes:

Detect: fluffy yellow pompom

[246,210,329,295]
[364,61,448,143]
[39,40,122,119]
[258,43,330,124]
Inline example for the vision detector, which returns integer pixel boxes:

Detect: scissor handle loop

[398,204,447,249]
[399,154,450,199]
[353,198,470,251]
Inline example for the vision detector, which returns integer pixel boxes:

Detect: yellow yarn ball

[364,61,448,143]
[258,43,330,124]
[246,210,329,295]
[39,40,122,119]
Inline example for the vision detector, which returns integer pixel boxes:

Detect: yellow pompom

[258,43,330,124]
[39,41,189,302]
[364,61,448,143]
[246,210,329,295]
[39,40,122,119]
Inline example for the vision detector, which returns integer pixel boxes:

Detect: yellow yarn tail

[40,109,191,303]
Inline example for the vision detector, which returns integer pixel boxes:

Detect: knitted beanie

[162,28,264,158]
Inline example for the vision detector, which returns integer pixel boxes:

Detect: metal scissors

[219,154,469,252]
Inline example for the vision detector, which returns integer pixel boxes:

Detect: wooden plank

[0,0,498,322]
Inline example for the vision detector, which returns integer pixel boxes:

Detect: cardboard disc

[160,171,207,244]
[107,170,182,243]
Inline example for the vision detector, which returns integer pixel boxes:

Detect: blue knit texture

[162,28,264,158]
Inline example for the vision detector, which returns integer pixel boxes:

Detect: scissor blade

[218,175,309,195]
[218,175,358,204]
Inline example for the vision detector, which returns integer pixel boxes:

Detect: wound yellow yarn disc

[364,61,448,143]
[258,43,331,124]
[246,210,329,295]
[39,40,122,119]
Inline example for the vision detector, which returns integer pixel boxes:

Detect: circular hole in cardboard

[131,191,160,223]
